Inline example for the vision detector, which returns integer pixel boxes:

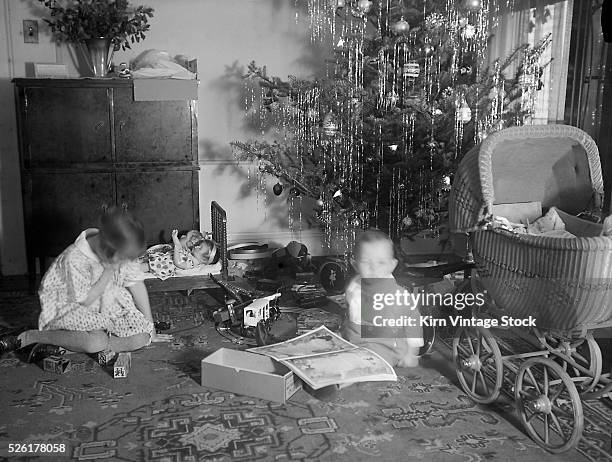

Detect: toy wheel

[514,357,583,453]
[453,327,503,404]
[419,324,435,357]
[538,332,602,394]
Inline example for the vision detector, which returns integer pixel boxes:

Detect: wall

[0,0,334,275]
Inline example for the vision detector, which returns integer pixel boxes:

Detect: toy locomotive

[210,274,281,345]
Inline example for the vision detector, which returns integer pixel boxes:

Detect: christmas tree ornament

[423,44,435,56]
[442,175,452,189]
[456,98,472,123]
[322,111,338,137]
[333,189,350,209]
[388,144,398,152]
[336,0,345,8]
[357,0,373,13]
[403,61,420,79]
[273,182,284,196]
[402,216,413,228]
[391,16,410,35]
[385,91,399,107]
[351,216,362,227]
[315,197,325,209]
[463,0,482,11]
[462,24,476,39]
[290,187,301,197]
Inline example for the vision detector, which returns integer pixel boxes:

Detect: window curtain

[486,0,574,124]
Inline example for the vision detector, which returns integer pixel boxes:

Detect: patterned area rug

[0,291,610,461]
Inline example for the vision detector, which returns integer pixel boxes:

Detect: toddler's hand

[171,229,180,243]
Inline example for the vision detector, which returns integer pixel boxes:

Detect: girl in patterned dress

[13,207,172,354]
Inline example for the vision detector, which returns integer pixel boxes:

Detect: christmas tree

[232,0,550,246]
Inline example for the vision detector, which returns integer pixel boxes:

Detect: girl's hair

[353,228,395,258]
[98,206,146,260]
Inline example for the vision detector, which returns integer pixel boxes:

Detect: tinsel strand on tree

[231,0,550,246]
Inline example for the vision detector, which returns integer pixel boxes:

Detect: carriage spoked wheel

[514,357,584,453]
[453,327,503,403]
[537,331,602,395]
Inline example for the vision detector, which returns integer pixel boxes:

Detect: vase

[82,38,114,77]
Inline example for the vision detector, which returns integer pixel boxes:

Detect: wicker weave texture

[449,125,612,333]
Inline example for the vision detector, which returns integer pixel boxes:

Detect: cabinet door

[22,87,112,167]
[116,170,198,245]
[113,87,194,164]
[26,172,115,255]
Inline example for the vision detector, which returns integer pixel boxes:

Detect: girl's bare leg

[18,330,150,353]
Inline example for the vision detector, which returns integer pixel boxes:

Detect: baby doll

[144,230,220,280]
[171,229,219,269]
[342,229,424,368]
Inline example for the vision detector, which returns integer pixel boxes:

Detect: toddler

[0,207,172,356]
[342,229,424,367]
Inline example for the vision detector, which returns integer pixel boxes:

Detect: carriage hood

[449,124,603,233]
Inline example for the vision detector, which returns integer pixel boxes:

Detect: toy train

[210,274,281,345]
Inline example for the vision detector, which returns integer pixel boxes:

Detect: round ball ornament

[351,217,362,228]
[402,216,413,228]
[332,188,350,209]
[391,16,410,34]
[463,0,482,11]
[290,187,301,197]
[403,61,420,79]
[336,0,346,8]
[357,0,373,13]
[462,24,476,39]
[273,183,284,196]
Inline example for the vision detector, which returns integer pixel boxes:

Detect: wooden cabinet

[13,78,199,279]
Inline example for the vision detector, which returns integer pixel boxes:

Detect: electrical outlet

[23,20,38,43]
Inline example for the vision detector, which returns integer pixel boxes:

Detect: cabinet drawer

[21,87,112,167]
[116,170,198,245]
[26,172,115,254]
[113,87,194,164]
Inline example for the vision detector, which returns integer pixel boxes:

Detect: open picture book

[248,326,397,389]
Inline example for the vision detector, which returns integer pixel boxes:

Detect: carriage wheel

[514,357,583,453]
[453,327,503,404]
[537,332,602,394]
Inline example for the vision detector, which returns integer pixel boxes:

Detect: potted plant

[38,0,154,77]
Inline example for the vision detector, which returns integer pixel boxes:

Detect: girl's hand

[151,333,173,342]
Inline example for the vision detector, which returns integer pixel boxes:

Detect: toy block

[97,349,116,366]
[113,352,131,379]
[43,355,71,374]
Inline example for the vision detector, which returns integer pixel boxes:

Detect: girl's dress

[38,229,154,339]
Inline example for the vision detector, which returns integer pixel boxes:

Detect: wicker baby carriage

[448,124,612,453]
